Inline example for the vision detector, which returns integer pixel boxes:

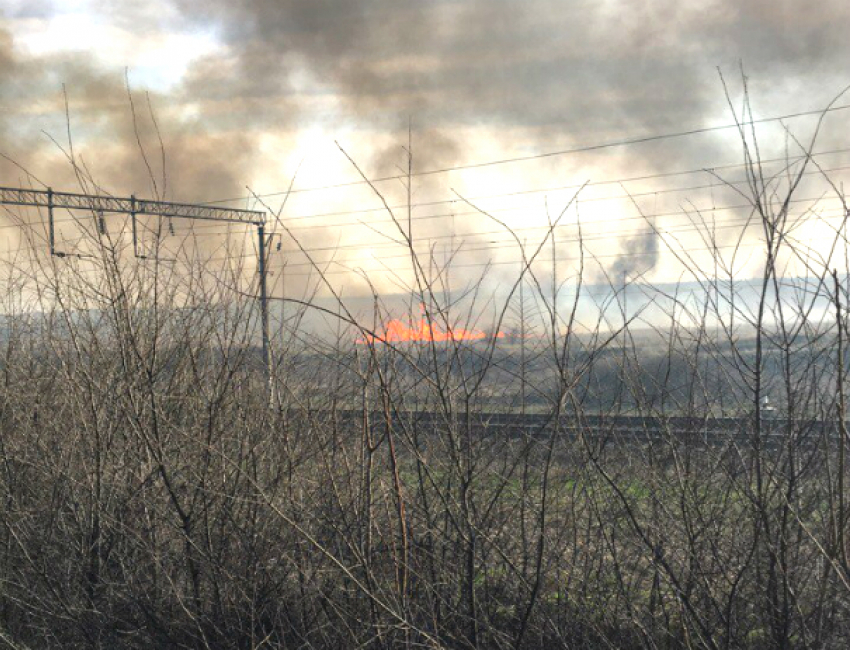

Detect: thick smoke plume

[3,0,850,294]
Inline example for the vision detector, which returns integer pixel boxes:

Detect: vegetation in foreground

[2,83,850,648]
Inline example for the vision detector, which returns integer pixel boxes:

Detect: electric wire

[201,104,850,205]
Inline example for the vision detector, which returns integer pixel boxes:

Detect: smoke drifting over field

[0,21,255,203]
[171,0,850,129]
[4,1,850,175]
[1,0,850,297]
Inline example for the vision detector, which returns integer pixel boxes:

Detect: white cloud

[11,5,221,91]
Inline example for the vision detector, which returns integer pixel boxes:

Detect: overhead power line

[195,200,848,274]
[6,185,844,272]
[263,208,849,275]
[267,149,850,225]
[8,152,847,249]
[249,240,788,281]
[202,104,850,205]
[202,191,849,262]
[136,157,850,251]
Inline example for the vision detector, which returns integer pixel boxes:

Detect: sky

[2,0,850,318]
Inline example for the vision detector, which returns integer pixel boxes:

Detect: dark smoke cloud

[175,0,849,118]
[0,19,257,204]
[0,27,18,155]
[368,124,462,189]
[162,0,850,192]
[609,229,660,285]
[9,0,850,190]
[4,0,850,296]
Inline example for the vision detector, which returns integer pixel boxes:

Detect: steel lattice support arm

[0,185,264,225]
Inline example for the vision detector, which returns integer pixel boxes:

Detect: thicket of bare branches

[1,80,850,649]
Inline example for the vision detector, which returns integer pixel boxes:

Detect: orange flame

[358,314,505,344]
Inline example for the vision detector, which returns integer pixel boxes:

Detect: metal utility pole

[47,188,56,255]
[257,223,270,381]
[0,185,271,379]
